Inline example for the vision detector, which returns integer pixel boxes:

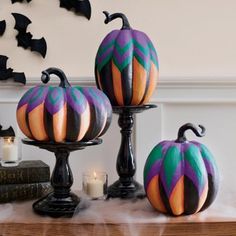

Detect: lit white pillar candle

[87,172,104,199]
[2,137,18,162]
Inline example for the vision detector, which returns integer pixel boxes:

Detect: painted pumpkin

[144,123,219,216]
[16,67,112,142]
[95,11,159,106]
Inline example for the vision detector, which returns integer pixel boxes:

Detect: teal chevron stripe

[144,144,163,180]
[163,146,182,189]
[96,54,113,72]
[96,39,115,58]
[96,38,158,72]
[185,145,206,188]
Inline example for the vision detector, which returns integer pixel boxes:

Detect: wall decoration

[0,20,6,36]
[95,11,159,106]
[17,67,112,143]
[144,123,219,216]
[12,13,47,58]
[0,55,26,84]
[59,0,91,20]
[11,0,32,3]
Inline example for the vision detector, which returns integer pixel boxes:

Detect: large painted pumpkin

[16,67,112,142]
[144,123,219,216]
[95,11,159,106]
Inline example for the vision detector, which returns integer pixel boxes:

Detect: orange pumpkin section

[146,175,167,213]
[77,104,90,141]
[196,183,208,213]
[53,103,67,143]
[28,103,48,141]
[169,176,184,216]
[142,62,158,104]
[131,58,147,105]
[96,70,103,90]
[112,61,124,105]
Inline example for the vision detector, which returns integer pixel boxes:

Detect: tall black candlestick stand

[22,138,102,217]
[107,104,157,199]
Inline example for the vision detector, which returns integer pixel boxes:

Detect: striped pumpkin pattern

[95,29,159,106]
[16,86,112,142]
[144,141,219,216]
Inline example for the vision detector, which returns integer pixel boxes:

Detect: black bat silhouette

[0,55,26,84]
[0,20,6,36]
[0,125,15,137]
[12,13,47,58]
[59,0,91,20]
[11,0,32,3]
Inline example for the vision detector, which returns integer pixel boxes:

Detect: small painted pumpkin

[95,11,159,106]
[144,123,219,216]
[16,67,112,142]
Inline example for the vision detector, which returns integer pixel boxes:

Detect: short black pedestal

[22,139,102,217]
[107,104,157,199]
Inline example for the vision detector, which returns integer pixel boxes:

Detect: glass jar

[83,171,108,200]
[0,137,21,167]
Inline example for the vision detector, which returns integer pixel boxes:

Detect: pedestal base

[33,192,81,217]
[107,179,146,199]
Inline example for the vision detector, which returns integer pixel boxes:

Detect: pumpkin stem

[41,67,71,88]
[176,123,205,143]
[103,11,131,30]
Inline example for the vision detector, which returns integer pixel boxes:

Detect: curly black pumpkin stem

[176,123,206,143]
[41,67,71,88]
[103,11,131,30]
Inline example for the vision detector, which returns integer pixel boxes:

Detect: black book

[0,182,52,203]
[0,160,50,184]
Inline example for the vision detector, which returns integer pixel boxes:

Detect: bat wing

[60,0,73,10]
[0,20,6,36]
[74,0,91,19]
[0,55,8,70]
[12,0,32,3]
[12,13,31,32]
[0,126,15,137]
[59,0,91,20]
[13,72,26,84]
[31,37,47,58]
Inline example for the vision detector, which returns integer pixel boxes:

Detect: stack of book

[0,160,52,203]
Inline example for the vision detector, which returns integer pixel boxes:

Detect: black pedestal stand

[107,104,157,199]
[22,138,102,217]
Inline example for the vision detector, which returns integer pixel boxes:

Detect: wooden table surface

[0,194,236,236]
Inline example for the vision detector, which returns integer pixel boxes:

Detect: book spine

[0,182,52,203]
[0,167,50,185]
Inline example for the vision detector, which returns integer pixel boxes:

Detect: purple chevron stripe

[99,30,119,49]
[145,159,163,190]
[66,88,87,114]
[203,158,214,176]
[17,87,35,109]
[96,47,114,64]
[45,88,66,115]
[115,30,132,47]
[79,88,104,111]
[27,86,49,113]
[113,45,133,66]
[132,30,149,46]
[184,161,204,196]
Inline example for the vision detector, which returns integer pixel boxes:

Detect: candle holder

[107,104,157,199]
[0,125,21,167]
[22,138,102,217]
[83,171,108,200]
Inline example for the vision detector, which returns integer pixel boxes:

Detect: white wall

[0,0,236,208]
[1,0,236,78]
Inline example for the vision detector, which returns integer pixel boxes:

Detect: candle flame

[5,137,13,144]
[93,171,97,179]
